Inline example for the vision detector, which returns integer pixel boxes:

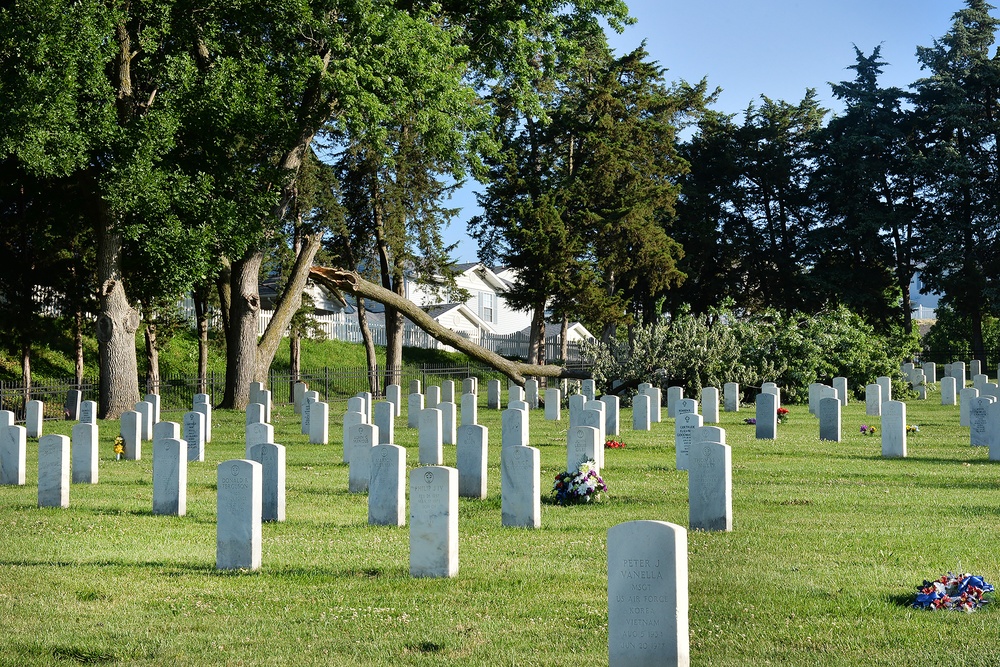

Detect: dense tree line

[1,0,998,413]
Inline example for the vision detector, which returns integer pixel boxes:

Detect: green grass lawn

[2,394,1000,666]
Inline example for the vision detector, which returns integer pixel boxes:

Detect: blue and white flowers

[552,460,607,504]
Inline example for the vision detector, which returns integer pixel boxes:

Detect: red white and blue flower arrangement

[552,460,607,504]
[914,572,993,612]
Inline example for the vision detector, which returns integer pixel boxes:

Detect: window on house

[480,292,495,323]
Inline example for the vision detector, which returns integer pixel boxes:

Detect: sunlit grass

[1,394,1000,665]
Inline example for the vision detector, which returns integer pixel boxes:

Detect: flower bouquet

[743,417,756,425]
[914,572,993,612]
[113,436,125,460]
[860,424,877,436]
[552,460,607,505]
[776,407,789,423]
[906,424,920,433]
[604,438,626,449]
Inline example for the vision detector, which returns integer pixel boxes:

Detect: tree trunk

[74,309,84,387]
[216,257,232,342]
[527,303,545,365]
[289,329,301,403]
[193,285,210,395]
[255,232,323,383]
[221,250,263,409]
[310,267,591,385]
[96,225,140,419]
[21,340,30,412]
[560,315,569,363]
[357,297,381,396]
[144,318,159,395]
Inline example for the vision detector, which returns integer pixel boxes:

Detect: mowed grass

[2,394,1000,666]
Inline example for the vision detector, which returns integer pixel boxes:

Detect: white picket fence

[174,300,584,362]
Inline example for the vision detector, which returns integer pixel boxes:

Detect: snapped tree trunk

[357,297,381,397]
[310,266,591,385]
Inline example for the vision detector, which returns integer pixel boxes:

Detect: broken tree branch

[309,266,592,386]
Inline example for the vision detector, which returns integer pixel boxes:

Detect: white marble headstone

[152,437,187,516]
[38,434,70,508]
[501,445,540,528]
[216,459,262,571]
[369,444,406,526]
[456,424,488,499]
[71,422,98,484]
[409,466,458,578]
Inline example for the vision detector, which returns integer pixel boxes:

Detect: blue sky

[445,0,966,262]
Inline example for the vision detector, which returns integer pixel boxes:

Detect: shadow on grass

[0,558,216,573]
[886,591,916,608]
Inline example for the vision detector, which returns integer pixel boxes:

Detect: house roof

[520,321,595,340]
[423,302,498,334]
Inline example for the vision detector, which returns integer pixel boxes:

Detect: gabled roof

[456,263,509,293]
[422,302,498,334]
[519,321,595,341]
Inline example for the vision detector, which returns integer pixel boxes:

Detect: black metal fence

[0,360,592,421]
[915,349,1000,372]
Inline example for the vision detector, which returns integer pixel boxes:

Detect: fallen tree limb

[309,266,592,386]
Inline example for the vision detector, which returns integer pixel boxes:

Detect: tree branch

[309,266,591,385]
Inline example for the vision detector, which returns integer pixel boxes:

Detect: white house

[404,262,532,336]
[909,271,939,320]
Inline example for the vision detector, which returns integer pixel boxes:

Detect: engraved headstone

[216,459,262,571]
[153,420,180,444]
[689,437,732,532]
[246,403,266,425]
[568,393,587,427]
[248,442,286,522]
[675,398,698,418]
[457,424,488,499]
[971,359,982,378]
[309,401,329,445]
[582,379,596,401]
[38,434,70,508]
[79,401,96,425]
[152,437,187,516]
[71,422,98,484]
[524,379,539,409]
[65,389,82,421]
[923,362,937,384]
[426,385,441,409]
[409,466,459,578]
[356,391,373,423]
[419,408,443,465]
[608,521,689,667]
[369,444,406,526]
[666,386,683,418]
[648,387,662,423]
[347,396,365,415]
[755,393,777,440]
[581,406,605,467]
[701,387,719,424]
[675,412,704,471]
[293,382,307,414]
[462,377,477,396]
[877,376,892,404]
[386,384,402,417]
[121,410,141,460]
[409,380,421,395]
[460,393,478,427]
[407,393,424,428]
[245,422,274,459]
[970,396,992,447]
[974,373,989,391]
[487,379,501,409]
[881,400,906,458]
[567,425,600,472]
[145,393,161,424]
[26,400,43,439]
[0,424,26,485]
[723,382,740,412]
[501,408,529,448]
[602,394,621,436]
[807,383,825,417]
[439,401,457,445]
[508,385,525,406]
[940,375,957,406]
[633,393,651,431]
[374,401,395,444]
[865,384,882,417]
[349,423,378,493]
[135,401,153,441]
[342,411,366,464]
[194,400,212,443]
[960,387,980,427]
[833,377,848,405]
[183,411,206,462]
[501,445,540,528]
[819,396,841,442]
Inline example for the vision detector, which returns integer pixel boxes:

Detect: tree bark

[21,340,30,412]
[96,224,140,419]
[357,297,381,396]
[216,257,232,341]
[560,315,569,363]
[143,317,159,395]
[289,329,301,403]
[74,309,85,387]
[221,250,263,409]
[310,267,591,385]
[193,284,210,395]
